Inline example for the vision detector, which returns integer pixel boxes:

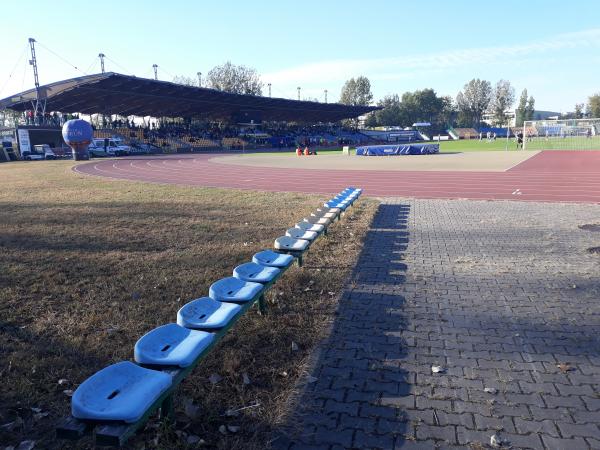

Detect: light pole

[152,64,158,80]
[324,89,328,103]
[268,83,271,97]
[197,72,202,87]
[98,53,105,73]
[297,86,301,101]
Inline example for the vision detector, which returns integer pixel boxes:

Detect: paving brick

[415,424,456,443]
[473,414,516,433]
[513,417,560,437]
[357,403,396,420]
[528,406,574,422]
[393,439,432,450]
[504,392,546,408]
[275,200,600,448]
[338,413,377,433]
[313,427,352,447]
[353,431,395,449]
[542,394,586,409]
[585,437,600,449]
[541,435,589,450]
[556,422,600,439]
[434,411,475,428]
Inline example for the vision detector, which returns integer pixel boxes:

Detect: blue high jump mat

[355,144,439,156]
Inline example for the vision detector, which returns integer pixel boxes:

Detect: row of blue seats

[273,187,363,256]
[63,187,363,440]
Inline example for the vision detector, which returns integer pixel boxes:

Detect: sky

[1,0,599,112]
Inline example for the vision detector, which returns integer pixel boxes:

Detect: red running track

[74,151,600,204]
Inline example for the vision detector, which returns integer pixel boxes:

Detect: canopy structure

[0,72,378,123]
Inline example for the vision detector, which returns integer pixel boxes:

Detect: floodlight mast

[28,38,46,124]
[98,53,106,73]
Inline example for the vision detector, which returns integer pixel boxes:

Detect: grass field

[266,136,600,156]
[0,160,377,449]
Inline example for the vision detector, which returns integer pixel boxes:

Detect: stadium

[1,6,600,450]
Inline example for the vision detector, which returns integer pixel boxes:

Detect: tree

[371,94,403,126]
[366,90,451,129]
[439,96,457,128]
[364,112,378,128]
[587,94,600,117]
[456,79,492,129]
[574,103,585,119]
[206,61,263,95]
[172,75,197,87]
[515,89,528,127]
[339,76,373,106]
[525,96,535,121]
[491,79,515,126]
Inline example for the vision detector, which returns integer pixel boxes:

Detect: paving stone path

[274,199,600,450]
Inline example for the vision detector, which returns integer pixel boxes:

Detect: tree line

[172,63,600,128]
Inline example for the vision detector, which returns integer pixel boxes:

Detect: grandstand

[451,127,478,139]
[0,72,376,123]
[0,72,380,154]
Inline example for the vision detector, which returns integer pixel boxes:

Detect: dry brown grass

[0,160,378,449]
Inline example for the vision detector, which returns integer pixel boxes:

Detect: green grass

[251,136,600,157]
[439,139,520,152]
[0,160,378,449]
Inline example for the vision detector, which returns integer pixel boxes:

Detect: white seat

[303,215,331,226]
[134,323,214,368]
[252,250,294,268]
[233,262,281,283]
[317,207,341,215]
[177,296,241,330]
[274,236,309,252]
[312,209,337,219]
[286,227,318,241]
[295,221,325,233]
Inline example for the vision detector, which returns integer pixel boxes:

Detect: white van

[21,144,57,160]
[89,138,131,157]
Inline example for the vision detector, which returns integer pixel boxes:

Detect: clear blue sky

[1,0,599,112]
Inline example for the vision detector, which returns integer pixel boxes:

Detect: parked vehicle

[130,142,160,154]
[89,138,131,157]
[22,144,57,160]
[88,138,131,157]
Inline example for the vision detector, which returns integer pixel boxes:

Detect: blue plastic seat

[252,250,294,268]
[274,235,310,251]
[286,227,318,241]
[233,262,281,283]
[209,277,264,303]
[72,361,172,423]
[177,296,241,330]
[324,201,349,210]
[134,323,214,368]
[333,195,352,203]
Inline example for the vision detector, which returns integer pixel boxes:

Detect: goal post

[522,118,600,150]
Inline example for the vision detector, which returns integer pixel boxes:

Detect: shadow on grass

[274,203,415,449]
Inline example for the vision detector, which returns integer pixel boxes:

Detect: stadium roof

[0,72,378,122]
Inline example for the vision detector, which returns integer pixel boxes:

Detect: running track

[74,150,600,203]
